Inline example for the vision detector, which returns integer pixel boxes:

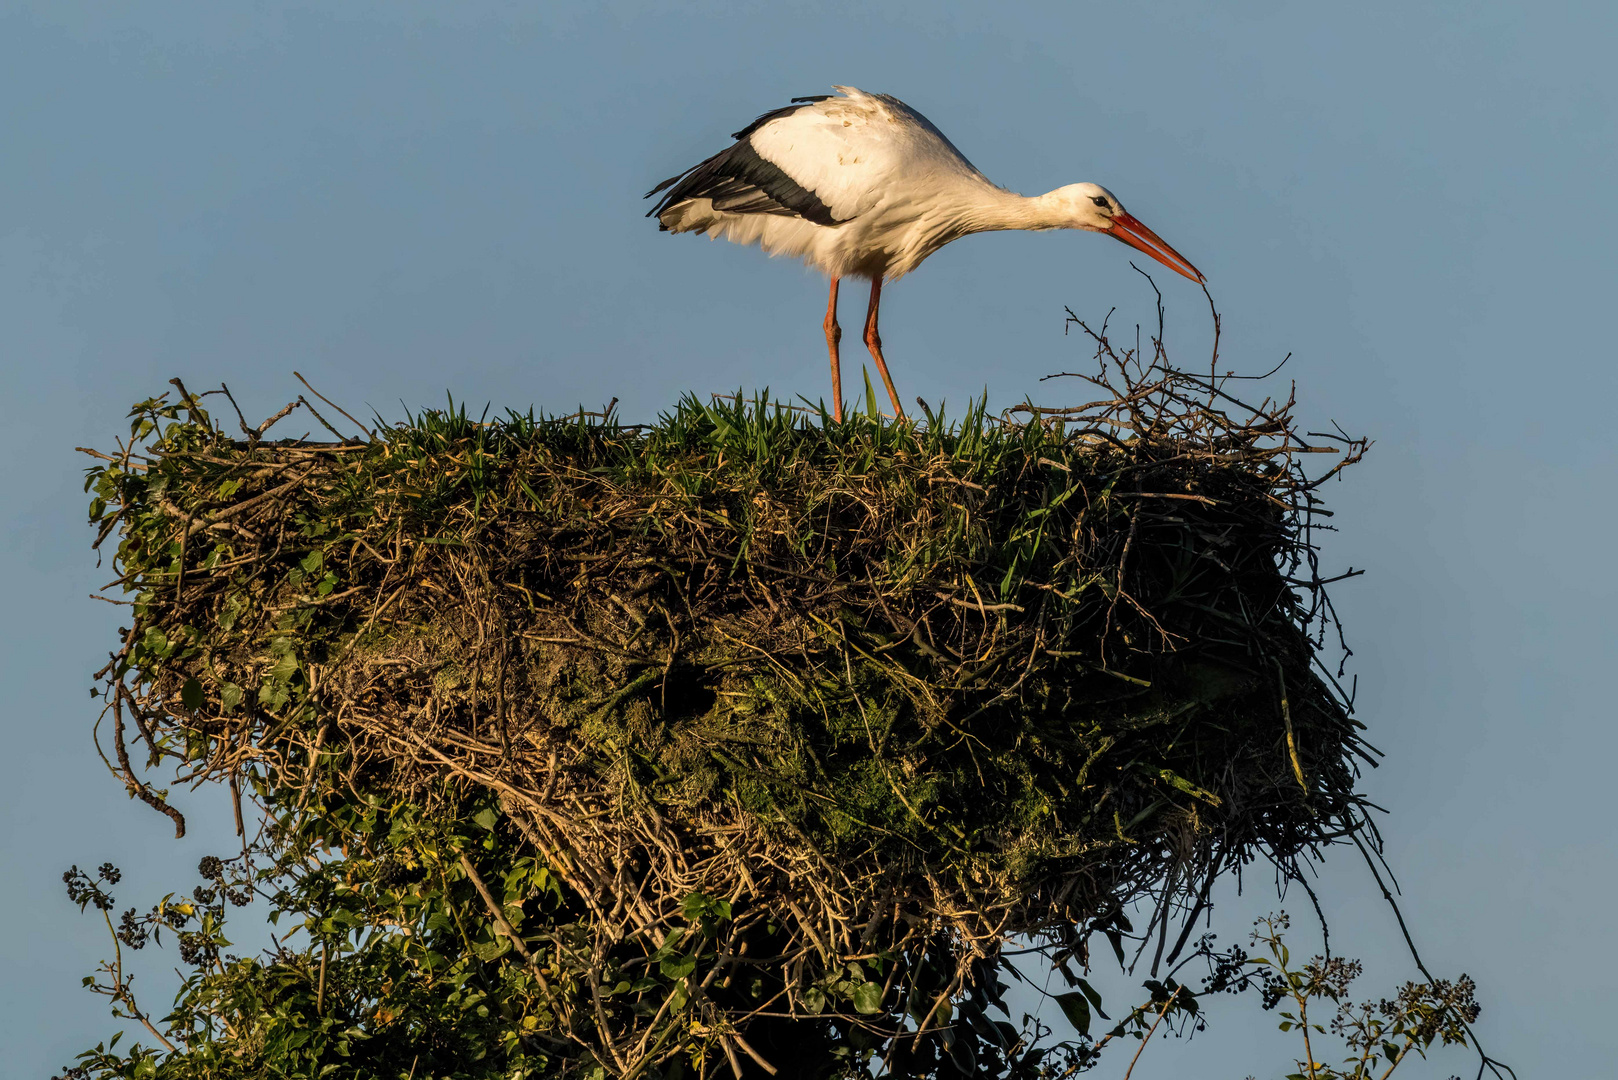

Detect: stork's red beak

[1106,212,1204,283]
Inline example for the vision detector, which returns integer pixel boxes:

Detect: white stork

[647,86,1204,423]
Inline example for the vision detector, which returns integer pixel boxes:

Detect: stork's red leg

[862,276,907,421]
[824,277,844,423]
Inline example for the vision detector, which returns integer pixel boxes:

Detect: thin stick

[100,907,179,1052]
[1122,987,1179,1080]
[317,937,328,1015]
[1276,658,1308,790]
[721,1035,745,1080]
[458,853,565,1011]
[730,1032,778,1076]
[1352,836,1517,1080]
[294,371,375,440]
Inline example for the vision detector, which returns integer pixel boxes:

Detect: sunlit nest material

[86,310,1371,1074]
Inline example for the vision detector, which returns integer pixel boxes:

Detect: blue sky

[3,2,1614,1076]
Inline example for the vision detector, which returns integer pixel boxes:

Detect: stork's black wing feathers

[645,96,840,228]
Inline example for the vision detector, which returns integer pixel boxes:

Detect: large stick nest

[86,316,1371,1074]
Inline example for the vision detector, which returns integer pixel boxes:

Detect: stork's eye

[1091,196,1110,208]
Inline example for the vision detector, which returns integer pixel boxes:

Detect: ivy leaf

[180,678,205,711]
[472,938,511,962]
[142,626,170,658]
[1077,977,1109,1020]
[950,1034,976,1074]
[220,683,243,712]
[801,987,826,1016]
[1053,991,1091,1036]
[651,928,684,963]
[473,807,499,832]
[1106,927,1126,967]
[269,650,299,684]
[660,953,696,980]
[853,982,884,1015]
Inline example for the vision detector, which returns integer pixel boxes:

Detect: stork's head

[1050,182,1204,283]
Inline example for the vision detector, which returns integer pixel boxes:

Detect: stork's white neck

[957,187,1076,234]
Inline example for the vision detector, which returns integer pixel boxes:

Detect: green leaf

[142,626,170,658]
[949,1034,977,1075]
[1053,991,1092,1035]
[1105,927,1126,967]
[1076,977,1109,1019]
[473,807,499,832]
[472,938,511,962]
[853,981,884,1015]
[801,987,826,1016]
[651,928,684,962]
[268,650,299,684]
[220,682,243,712]
[180,678,205,711]
[659,953,696,980]
[300,550,324,574]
